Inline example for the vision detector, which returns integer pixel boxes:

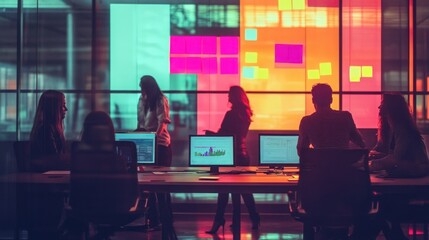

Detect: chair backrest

[13,141,31,172]
[69,141,139,220]
[298,148,371,223]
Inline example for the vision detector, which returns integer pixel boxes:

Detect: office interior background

[1,0,429,205]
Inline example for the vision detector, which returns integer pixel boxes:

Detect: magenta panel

[186,36,202,54]
[308,0,339,7]
[170,57,186,73]
[202,37,217,54]
[202,57,218,74]
[220,37,239,54]
[170,36,186,54]
[275,44,303,64]
[220,58,238,74]
[186,57,202,74]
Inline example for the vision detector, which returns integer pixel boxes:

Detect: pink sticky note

[220,57,238,74]
[170,36,186,54]
[202,57,218,74]
[186,36,202,54]
[170,57,186,73]
[202,37,217,54]
[186,57,202,74]
[220,37,239,54]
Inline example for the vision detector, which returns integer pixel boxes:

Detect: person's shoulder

[333,110,353,118]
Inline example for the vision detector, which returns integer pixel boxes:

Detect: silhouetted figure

[297,83,366,239]
[29,90,69,171]
[370,93,429,177]
[137,75,175,239]
[27,90,69,239]
[206,86,260,235]
[370,93,429,240]
[297,83,365,156]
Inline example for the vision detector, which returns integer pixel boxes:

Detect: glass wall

[1,0,429,165]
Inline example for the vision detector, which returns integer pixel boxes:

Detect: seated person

[297,83,365,156]
[370,93,429,177]
[296,83,367,239]
[369,93,429,240]
[29,90,70,172]
[27,90,69,239]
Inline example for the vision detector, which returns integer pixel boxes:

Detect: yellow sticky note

[319,62,332,76]
[245,52,258,64]
[308,69,320,80]
[279,0,292,11]
[293,0,305,10]
[350,66,361,82]
[362,66,373,78]
[257,68,269,79]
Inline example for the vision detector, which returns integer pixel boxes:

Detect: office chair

[13,140,67,239]
[289,148,378,240]
[66,141,147,239]
[13,141,31,172]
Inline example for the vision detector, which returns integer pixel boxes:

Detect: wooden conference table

[2,166,429,239]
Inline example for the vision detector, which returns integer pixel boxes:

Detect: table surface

[2,166,429,194]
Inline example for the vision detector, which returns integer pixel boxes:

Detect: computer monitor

[259,134,300,169]
[115,132,157,165]
[189,135,235,175]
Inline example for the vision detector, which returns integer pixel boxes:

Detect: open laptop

[115,132,157,165]
[258,134,300,172]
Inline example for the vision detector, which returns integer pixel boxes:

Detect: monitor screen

[115,132,157,165]
[259,134,300,167]
[189,135,235,171]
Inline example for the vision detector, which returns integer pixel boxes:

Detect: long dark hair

[228,85,253,122]
[379,93,421,140]
[81,111,115,145]
[30,90,66,146]
[140,75,164,112]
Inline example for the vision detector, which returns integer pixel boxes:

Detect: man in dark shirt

[297,83,365,156]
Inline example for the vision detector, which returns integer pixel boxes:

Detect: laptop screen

[259,134,300,166]
[115,132,157,165]
[189,135,235,167]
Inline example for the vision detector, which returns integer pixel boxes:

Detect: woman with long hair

[28,90,68,239]
[370,93,429,240]
[138,75,172,166]
[29,90,69,172]
[370,93,429,177]
[138,75,175,236]
[206,86,260,234]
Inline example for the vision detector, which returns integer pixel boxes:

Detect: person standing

[137,75,175,238]
[206,86,260,234]
[137,75,172,166]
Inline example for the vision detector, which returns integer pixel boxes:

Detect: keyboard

[222,170,256,174]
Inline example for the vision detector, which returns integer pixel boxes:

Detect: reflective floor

[2,213,426,239]
[109,213,423,240]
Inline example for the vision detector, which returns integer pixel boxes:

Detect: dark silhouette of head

[312,83,333,109]
[228,85,253,121]
[81,111,115,145]
[380,93,416,131]
[139,75,164,112]
[30,90,67,140]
